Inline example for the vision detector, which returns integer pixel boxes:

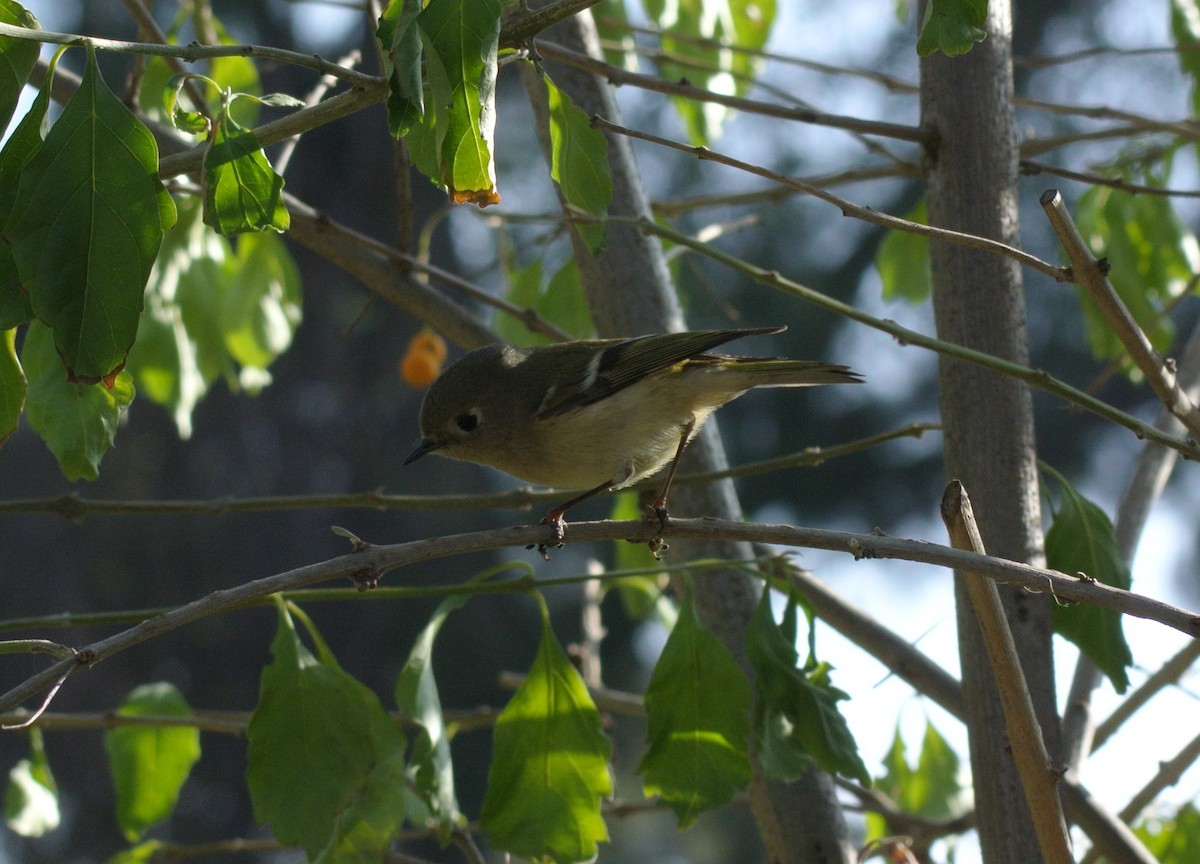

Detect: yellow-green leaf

[104,683,200,842]
[481,593,611,862]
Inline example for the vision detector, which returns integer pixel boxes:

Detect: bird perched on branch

[404,326,861,556]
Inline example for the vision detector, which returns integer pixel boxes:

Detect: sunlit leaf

[203,111,289,235]
[1073,184,1195,369]
[876,199,931,303]
[221,231,302,374]
[747,589,869,784]
[916,0,987,57]
[645,0,777,143]
[7,45,175,382]
[126,199,233,438]
[545,77,610,254]
[0,327,23,444]
[481,593,611,862]
[1042,465,1132,693]
[1136,802,1200,863]
[22,320,135,480]
[419,0,502,205]
[639,586,752,827]
[1171,0,1200,116]
[4,728,58,837]
[393,568,495,839]
[104,683,200,842]
[877,719,964,821]
[162,72,211,134]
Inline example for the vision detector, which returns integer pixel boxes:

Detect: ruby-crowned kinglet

[404,326,861,553]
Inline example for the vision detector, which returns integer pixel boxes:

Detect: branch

[538,41,927,144]
[1040,189,1200,441]
[3,517,1197,716]
[499,0,609,49]
[629,215,1200,461]
[1091,639,1200,750]
[0,423,935,519]
[0,21,380,86]
[590,115,1069,283]
[941,483,1073,864]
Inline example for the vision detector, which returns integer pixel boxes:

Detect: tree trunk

[527,9,853,864]
[919,2,1060,861]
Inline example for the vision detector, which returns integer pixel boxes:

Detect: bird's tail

[721,358,863,387]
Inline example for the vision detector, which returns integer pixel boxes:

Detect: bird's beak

[403,438,440,465]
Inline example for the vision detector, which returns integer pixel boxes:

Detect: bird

[403,326,861,556]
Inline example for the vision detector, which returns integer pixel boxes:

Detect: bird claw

[644,505,670,559]
[527,514,567,560]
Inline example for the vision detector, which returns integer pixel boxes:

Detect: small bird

[403,326,861,555]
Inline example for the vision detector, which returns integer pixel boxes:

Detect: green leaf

[105,840,163,864]
[378,0,426,137]
[1171,0,1200,116]
[0,327,24,444]
[645,0,777,144]
[419,0,502,206]
[876,199,931,303]
[162,72,212,134]
[916,0,987,57]
[7,45,176,382]
[394,573,483,838]
[221,231,302,372]
[481,593,611,862]
[0,42,60,331]
[5,728,59,837]
[126,199,234,438]
[247,599,406,858]
[638,586,752,827]
[104,682,200,842]
[496,254,593,347]
[877,719,963,822]
[203,111,289,235]
[1073,185,1193,369]
[1136,802,1200,863]
[1042,466,1133,693]
[545,77,610,254]
[312,707,408,864]
[22,320,135,480]
[0,0,39,136]
[747,589,869,784]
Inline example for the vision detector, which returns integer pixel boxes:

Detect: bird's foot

[527,513,567,560]
[644,504,670,560]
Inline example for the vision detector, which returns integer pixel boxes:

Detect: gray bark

[919,2,1060,861]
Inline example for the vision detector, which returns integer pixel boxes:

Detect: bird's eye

[455,411,480,433]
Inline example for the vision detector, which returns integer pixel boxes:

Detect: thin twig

[0,21,380,86]
[624,214,1200,461]
[591,115,1069,283]
[0,423,934,520]
[538,41,926,144]
[1092,639,1200,750]
[1040,189,1200,441]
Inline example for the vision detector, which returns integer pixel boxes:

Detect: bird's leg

[644,418,695,558]
[531,479,613,560]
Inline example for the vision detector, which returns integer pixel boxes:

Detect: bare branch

[1040,189,1200,441]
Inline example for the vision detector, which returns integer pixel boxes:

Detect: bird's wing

[536,326,784,418]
